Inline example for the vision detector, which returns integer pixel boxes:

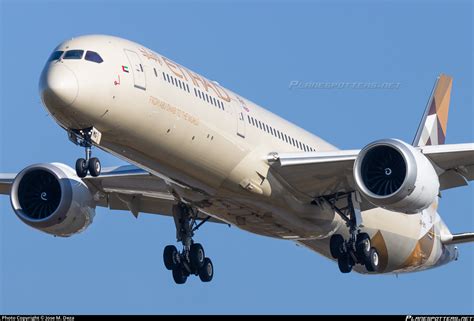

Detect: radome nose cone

[40,65,78,107]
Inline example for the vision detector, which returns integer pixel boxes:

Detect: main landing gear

[323,192,380,274]
[163,202,214,284]
[68,128,102,178]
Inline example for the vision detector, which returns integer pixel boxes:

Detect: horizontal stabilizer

[442,232,474,245]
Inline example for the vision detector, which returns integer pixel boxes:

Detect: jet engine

[353,139,439,214]
[10,163,95,236]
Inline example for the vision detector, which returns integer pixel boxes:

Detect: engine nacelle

[10,163,95,237]
[353,139,439,214]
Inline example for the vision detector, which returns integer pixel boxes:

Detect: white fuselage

[39,34,457,274]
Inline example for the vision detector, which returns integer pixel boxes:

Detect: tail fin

[412,74,453,146]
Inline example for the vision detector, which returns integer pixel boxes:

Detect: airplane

[1,34,473,284]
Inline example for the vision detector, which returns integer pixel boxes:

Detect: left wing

[420,143,474,190]
[268,143,474,200]
[267,150,359,198]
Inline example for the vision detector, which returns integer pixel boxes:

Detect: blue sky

[1,0,473,315]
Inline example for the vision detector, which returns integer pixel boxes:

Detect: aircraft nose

[40,65,78,107]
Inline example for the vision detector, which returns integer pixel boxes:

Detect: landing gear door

[124,49,146,90]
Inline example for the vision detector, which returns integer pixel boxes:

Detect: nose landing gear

[68,127,102,178]
[163,202,214,284]
[323,192,380,273]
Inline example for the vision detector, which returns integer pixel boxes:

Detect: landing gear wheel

[190,243,205,270]
[75,158,88,178]
[330,234,345,259]
[337,253,353,273]
[69,128,102,178]
[163,245,179,270]
[356,233,371,261]
[365,247,380,272]
[199,258,214,282]
[88,157,101,177]
[172,266,188,284]
[166,202,214,284]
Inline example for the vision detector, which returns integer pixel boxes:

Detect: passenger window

[48,50,64,61]
[85,51,103,63]
[64,50,84,60]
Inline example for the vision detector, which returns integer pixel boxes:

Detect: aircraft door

[234,104,246,138]
[124,49,146,90]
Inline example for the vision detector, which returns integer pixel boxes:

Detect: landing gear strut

[323,192,380,273]
[68,128,102,178]
[163,202,213,284]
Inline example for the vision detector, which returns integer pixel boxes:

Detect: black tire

[172,266,188,284]
[163,245,179,270]
[190,243,205,270]
[356,233,371,261]
[337,253,353,273]
[199,257,213,282]
[365,247,380,272]
[88,157,101,177]
[75,158,88,178]
[330,234,344,259]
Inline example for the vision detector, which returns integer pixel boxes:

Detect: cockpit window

[85,51,103,64]
[63,50,84,60]
[48,50,63,62]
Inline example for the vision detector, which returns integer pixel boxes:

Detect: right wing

[0,164,222,223]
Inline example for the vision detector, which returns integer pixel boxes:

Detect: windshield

[63,50,84,59]
[48,51,63,62]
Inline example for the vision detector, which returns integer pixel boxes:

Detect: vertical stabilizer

[413,74,453,146]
